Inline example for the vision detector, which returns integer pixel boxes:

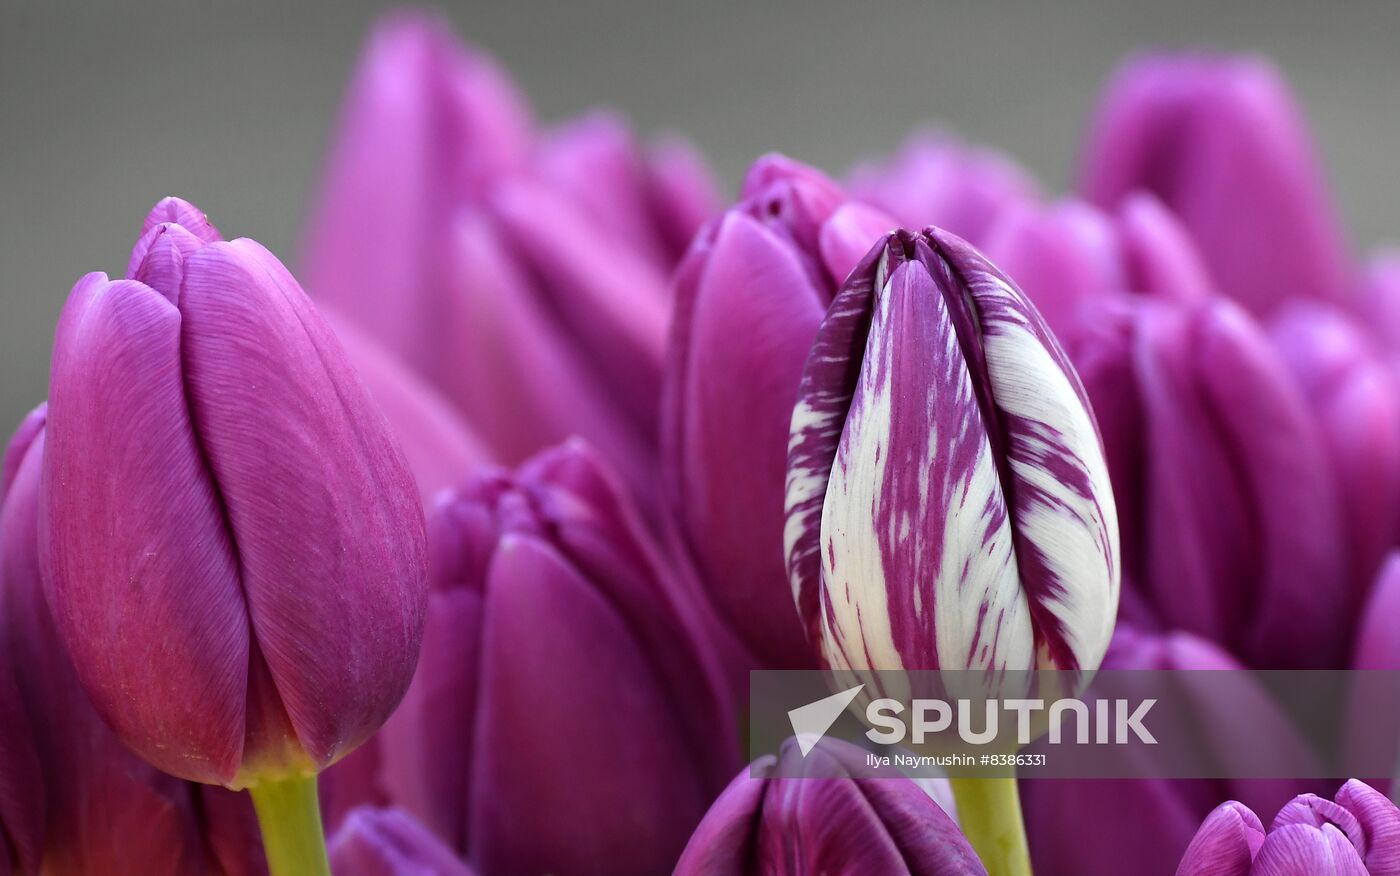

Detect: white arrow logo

[787,684,865,756]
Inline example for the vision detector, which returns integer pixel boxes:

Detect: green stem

[949,775,1033,876]
[248,773,332,876]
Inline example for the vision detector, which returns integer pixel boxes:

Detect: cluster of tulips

[4,10,1400,876]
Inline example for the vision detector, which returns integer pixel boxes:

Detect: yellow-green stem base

[949,775,1033,876]
[248,773,331,876]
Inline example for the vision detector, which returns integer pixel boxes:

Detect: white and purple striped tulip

[784,228,1119,682]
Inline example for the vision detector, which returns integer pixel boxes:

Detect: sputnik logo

[786,684,865,756]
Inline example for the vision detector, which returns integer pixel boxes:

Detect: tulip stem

[948,776,1033,876]
[248,773,332,876]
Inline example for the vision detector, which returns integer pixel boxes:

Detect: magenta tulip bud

[981,194,1213,336]
[1067,295,1347,667]
[1081,53,1350,316]
[329,808,473,876]
[1270,302,1400,604]
[784,228,1119,679]
[663,155,895,671]
[1176,781,1399,875]
[376,440,738,875]
[675,737,986,875]
[849,129,1041,246]
[42,199,427,788]
[3,406,267,875]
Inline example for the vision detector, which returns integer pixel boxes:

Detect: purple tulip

[1081,53,1350,316]
[1270,302,1400,607]
[784,227,1119,679]
[305,14,718,504]
[42,198,427,788]
[1066,295,1347,667]
[2,406,267,875]
[849,129,1040,246]
[980,194,1213,336]
[329,808,473,876]
[375,440,738,875]
[1023,624,1316,876]
[1175,780,1400,875]
[663,155,895,672]
[674,737,986,875]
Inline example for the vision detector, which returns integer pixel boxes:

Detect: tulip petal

[468,535,711,876]
[329,806,474,876]
[1173,801,1263,876]
[1251,823,1368,875]
[178,240,426,774]
[672,762,772,876]
[934,229,1120,673]
[44,273,247,784]
[665,212,828,667]
[1336,780,1400,875]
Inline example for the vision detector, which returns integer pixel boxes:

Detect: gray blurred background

[4,1,1399,432]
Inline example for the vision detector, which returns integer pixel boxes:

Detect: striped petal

[1250,823,1368,876]
[1174,801,1264,876]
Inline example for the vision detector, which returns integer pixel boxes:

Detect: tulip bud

[1081,53,1349,316]
[1176,781,1399,875]
[42,199,427,788]
[1067,295,1347,667]
[674,737,986,875]
[663,155,895,671]
[849,130,1040,246]
[1270,302,1400,604]
[784,228,1119,679]
[329,808,473,876]
[3,406,266,875]
[980,194,1212,336]
[376,440,738,875]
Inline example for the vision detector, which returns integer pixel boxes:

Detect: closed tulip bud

[42,198,427,788]
[3,406,266,876]
[329,808,473,876]
[377,440,738,876]
[1176,781,1400,875]
[1270,303,1400,604]
[1067,295,1347,667]
[849,130,1040,246]
[784,228,1119,680]
[663,155,895,672]
[981,194,1212,336]
[674,737,985,875]
[1081,53,1350,316]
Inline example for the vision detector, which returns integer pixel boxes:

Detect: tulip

[1065,294,1347,667]
[783,227,1119,875]
[662,155,895,675]
[1356,253,1400,356]
[980,193,1213,336]
[849,130,1040,246]
[1270,303,1400,607]
[1081,53,1350,316]
[3,406,268,876]
[329,808,473,876]
[305,14,718,505]
[1023,624,1316,876]
[376,440,739,876]
[674,737,986,875]
[42,199,427,874]
[1175,780,1400,875]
